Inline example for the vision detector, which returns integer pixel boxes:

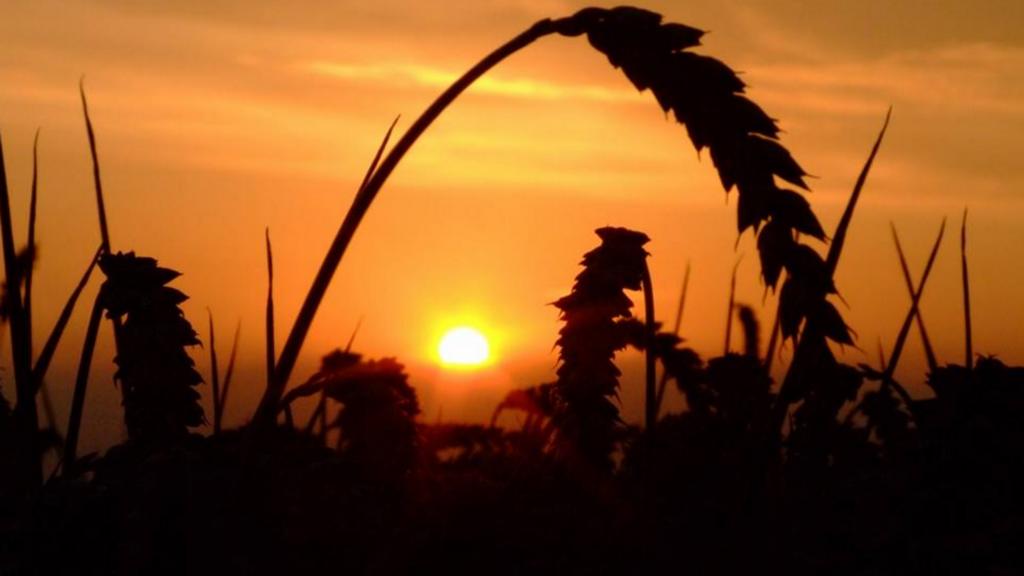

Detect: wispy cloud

[747,42,1024,118]
[300,59,646,103]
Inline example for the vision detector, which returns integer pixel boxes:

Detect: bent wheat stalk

[258,7,830,428]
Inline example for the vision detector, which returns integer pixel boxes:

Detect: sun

[438,326,490,368]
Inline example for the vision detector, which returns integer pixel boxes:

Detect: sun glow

[438,327,490,368]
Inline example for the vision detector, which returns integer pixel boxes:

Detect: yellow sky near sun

[0,0,1022,450]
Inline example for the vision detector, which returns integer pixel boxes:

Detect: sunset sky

[1,0,1022,452]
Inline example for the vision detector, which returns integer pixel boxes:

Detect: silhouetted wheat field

[2,6,1022,575]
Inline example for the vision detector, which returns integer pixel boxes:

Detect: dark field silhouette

[2,6,1022,574]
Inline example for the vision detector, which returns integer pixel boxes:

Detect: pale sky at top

[0,0,1022,447]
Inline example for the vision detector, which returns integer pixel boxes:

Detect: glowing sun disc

[438,327,490,367]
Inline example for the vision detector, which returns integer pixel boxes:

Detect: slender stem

[80,82,128,415]
[655,263,689,416]
[772,111,890,437]
[825,107,890,276]
[763,299,783,373]
[25,130,39,361]
[0,134,40,487]
[32,247,101,391]
[642,262,657,429]
[255,18,560,425]
[960,208,972,372]
[724,257,741,355]
[64,293,104,468]
[208,310,222,435]
[264,228,275,401]
[80,81,110,252]
[216,320,240,430]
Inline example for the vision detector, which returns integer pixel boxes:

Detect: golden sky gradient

[1,0,1022,451]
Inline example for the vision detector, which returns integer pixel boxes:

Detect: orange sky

[1,0,1022,452]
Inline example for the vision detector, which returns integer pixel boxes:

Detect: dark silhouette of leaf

[757,220,793,289]
[815,300,853,346]
[768,188,825,240]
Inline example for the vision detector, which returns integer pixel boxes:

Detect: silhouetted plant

[281,349,419,479]
[264,7,844,434]
[99,252,205,443]
[419,423,507,467]
[550,227,650,471]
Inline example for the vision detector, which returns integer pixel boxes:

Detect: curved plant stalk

[255,116,402,424]
[259,6,831,430]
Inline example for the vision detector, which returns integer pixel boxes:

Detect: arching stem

[255,17,564,425]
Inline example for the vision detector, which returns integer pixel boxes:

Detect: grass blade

[724,257,741,355]
[642,261,657,429]
[882,219,945,381]
[216,320,240,430]
[31,246,101,389]
[655,262,690,416]
[357,116,400,195]
[63,293,104,469]
[825,107,891,275]
[207,310,221,435]
[671,262,691,335]
[79,80,110,252]
[773,110,891,437]
[38,381,61,451]
[24,130,39,359]
[877,337,888,373]
[891,224,938,374]
[264,228,275,403]
[0,133,40,487]
[763,302,783,373]
[80,82,127,412]
[961,208,973,372]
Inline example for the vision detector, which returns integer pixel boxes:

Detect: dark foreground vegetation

[2,6,1022,575]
